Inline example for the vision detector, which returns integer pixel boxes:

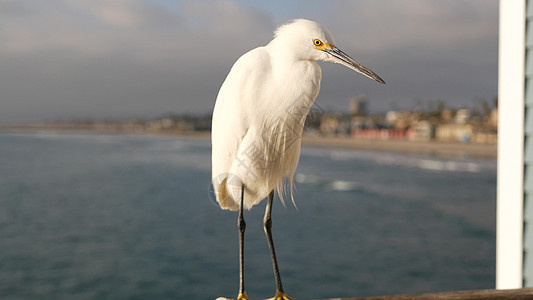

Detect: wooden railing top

[324,288,533,300]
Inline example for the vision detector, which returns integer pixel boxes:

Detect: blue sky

[0,0,498,122]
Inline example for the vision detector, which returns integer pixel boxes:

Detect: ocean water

[0,131,496,299]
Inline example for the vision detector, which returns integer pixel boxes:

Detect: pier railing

[323,288,533,300]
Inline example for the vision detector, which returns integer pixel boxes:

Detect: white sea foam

[306,148,485,174]
[418,159,445,171]
[295,173,321,184]
[329,180,360,191]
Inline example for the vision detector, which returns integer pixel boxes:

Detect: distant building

[176,120,194,132]
[436,123,473,143]
[455,108,470,124]
[489,107,498,128]
[146,118,175,131]
[385,111,400,125]
[385,111,414,131]
[441,109,454,122]
[349,95,368,116]
[161,118,175,129]
[410,120,435,141]
[319,115,340,136]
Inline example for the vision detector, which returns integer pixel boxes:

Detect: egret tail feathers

[215,177,239,211]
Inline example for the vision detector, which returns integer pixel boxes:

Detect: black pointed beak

[324,47,385,84]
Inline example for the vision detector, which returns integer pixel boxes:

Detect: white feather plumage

[211,19,384,211]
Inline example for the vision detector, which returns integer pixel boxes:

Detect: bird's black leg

[237,184,249,300]
[264,191,293,299]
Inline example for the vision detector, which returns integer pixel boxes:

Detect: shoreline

[302,135,496,160]
[0,125,497,160]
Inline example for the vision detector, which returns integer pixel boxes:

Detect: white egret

[211,19,385,300]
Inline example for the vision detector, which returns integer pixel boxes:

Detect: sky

[0,0,498,123]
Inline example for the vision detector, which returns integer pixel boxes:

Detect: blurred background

[0,0,497,122]
[0,1,498,299]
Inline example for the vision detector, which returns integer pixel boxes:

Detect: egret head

[272,19,385,84]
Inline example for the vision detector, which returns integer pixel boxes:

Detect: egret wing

[211,47,272,210]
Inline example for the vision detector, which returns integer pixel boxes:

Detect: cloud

[65,0,172,28]
[0,0,276,122]
[0,0,498,122]
[0,0,271,59]
[317,0,496,53]
[312,0,498,111]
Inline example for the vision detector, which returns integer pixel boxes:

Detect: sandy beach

[183,133,497,159]
[0,124,497,159]
[301,135,497,159]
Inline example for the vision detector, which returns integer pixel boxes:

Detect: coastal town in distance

[1,96,498,158]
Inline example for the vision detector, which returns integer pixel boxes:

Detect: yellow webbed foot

[265,290,294,300]
[237,291,251,300]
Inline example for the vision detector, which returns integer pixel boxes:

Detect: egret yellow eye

[313,39,323,47]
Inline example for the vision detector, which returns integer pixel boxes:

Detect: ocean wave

[295,173,361,192]
[294,173,322,184]
[328,180,361,191]
[303,148,488,174]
